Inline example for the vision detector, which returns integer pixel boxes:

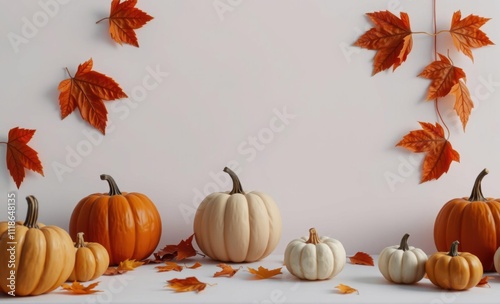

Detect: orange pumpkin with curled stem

[433,168,500,272]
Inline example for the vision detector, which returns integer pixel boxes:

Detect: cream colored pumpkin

[284,228,346,280]
[193,167,282,263]
[494,246,500,274]
[68,232,110,282]
[378,233,427,284]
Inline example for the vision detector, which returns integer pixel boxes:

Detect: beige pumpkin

[494,246,500,274]
[284,228,346,280]
[193,167,282,262]
[68,232,110,282]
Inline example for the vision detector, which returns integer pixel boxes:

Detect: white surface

[1,0,500,256]
[1,254,499,303]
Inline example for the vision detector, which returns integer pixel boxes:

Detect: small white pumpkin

[378,233,428,284]
[284,228,346,280]
[494,246,500,274]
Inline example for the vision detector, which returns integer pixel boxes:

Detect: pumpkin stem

[224,167,245,195]
[398,233,410,251]
[447,240,460,257]
[100,174,122,196]
[468,168,488,202]
[24,195,40,229]
[75,232,86,248]
[306,228,321,245]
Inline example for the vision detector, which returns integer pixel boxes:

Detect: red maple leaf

[354,10,413,75]
[396,122,460,182]
[418,53,466,100]
[449,11,494,61]
[58,58,128,134]
[1,127,44,188]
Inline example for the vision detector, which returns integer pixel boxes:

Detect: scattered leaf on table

[103,266,128,275]
[396,121,460,183]
[61,281,102,294]
[449,10,494,62]
[96,0,154,47]
[247,266,282,279]
[349,252,374,266]
[418,53,466,100]
[3,127,44,188]
[58,58,127,134]
[353,10,413,75]
[450,79,473,131]
[477,276,494,287]
[186,262,203,269]
[153,234,203,261]
[118,259,144,271]
[214,263,240,277]
[156,262,184,272]
[166,277,210,293]
[335,283,359,295]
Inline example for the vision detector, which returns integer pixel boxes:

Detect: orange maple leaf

[348,252,374,266]
[166,277,210,293]
[396,122,460,183]
[450,79,473,131]
[477,276,494,287]
[154,234,201,261]
[97,0,153,47]
[58,58,127,134]
[156,262,184,272]
[335,284,359,295]
[214,263,241,278]
[247,266,282,279]
[1,127,44,189]
[354,10,413,75]
[449,11,494,62]
[186,262,202,269]
[419,53,466,100]
[103,266,128,275]
[61,281,102,294]
[118,259,144,271]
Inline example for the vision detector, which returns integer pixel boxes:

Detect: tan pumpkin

[0,196,75,296]
[68,232,109,282]
[426,240,483,290]
[194,167,282,262]
[494,246,500,274]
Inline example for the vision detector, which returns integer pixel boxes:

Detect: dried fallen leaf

[118,259,144,271]
[449,10,494,62]
[61,281,102,294]
[166,277,210,293]
[349,252,374,266]
[396,121,460,183]
[354,10,413,75]
[477,276,494,287]
[450,79,473,131]
[103,266,128,276]
[247,266,282,279]
[335,283,359,295]
[419,53,466,100]
[156,262,184,272]
[186,262,203,269]
[1,127,44,188]
[96,0,153,47]
[58,58,127,134]
[214,263,240,278]
[154,234,203,261]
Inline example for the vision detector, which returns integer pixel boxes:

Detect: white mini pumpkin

[284,228,346,280]
[378,233,428,284]
[494,246,500,274]
[193,167,282,263]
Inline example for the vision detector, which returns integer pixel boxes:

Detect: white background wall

[1,0,500,256]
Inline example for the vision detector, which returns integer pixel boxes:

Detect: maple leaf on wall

[58,58,128,134]
[1,127,44,188]
[97,0,154,47]
[353,10,413,75]
[396,122,460,183]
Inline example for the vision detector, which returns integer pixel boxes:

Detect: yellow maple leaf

[335,283,359,295]
[247,266,282,279]
[118,259,145,271]
[61,281,102,294]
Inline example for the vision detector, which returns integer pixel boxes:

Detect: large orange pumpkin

[69,174,162,265]
[434,168,500,271]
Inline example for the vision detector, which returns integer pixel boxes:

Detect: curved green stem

[24,195,40,229]
[448,240,460,257]
[223,167,245,195]
[100,174,122,196]
[398,233,410,251]
[469,168,488,202]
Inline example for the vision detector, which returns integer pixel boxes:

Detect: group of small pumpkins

[1,167,500,296]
